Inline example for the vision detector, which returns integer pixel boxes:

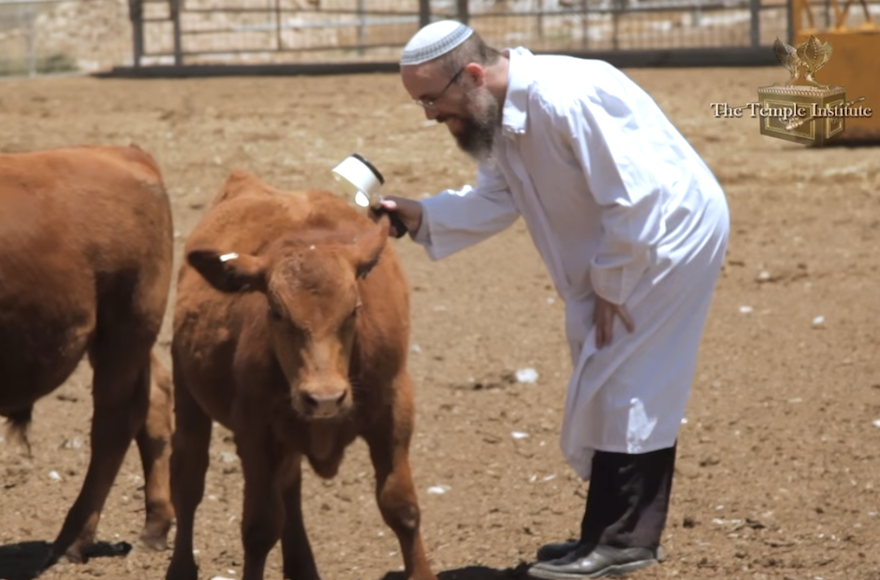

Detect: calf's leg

[50,339,153,564]
[364,373,437,580]
[238,430,285,580]
[135,354,175,550]
[280,457,320,580]
[164,365,213,580]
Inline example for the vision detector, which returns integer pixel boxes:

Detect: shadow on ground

[382,563,533,580]
[0,540,131,580]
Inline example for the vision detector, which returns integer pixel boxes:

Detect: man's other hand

[593,294,635,349]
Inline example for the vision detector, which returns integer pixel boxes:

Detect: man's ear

[351,216,388,279]
[463,62,487,87]
[187,249,269,293]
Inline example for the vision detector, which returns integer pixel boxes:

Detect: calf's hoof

[49,539,91,566]
[139,523,172,551]
[407,568,439,580]
[165,555,200,580]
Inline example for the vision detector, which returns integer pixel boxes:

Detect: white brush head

[331,153,384,208]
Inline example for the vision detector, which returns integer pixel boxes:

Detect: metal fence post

[536,0,544,40]
[357,0,366,55]
[581,0,589,50]
[457,0,469,25]
[129,0,144,67]
[749,0,760,46]
[275,0,283,51]
[24,3,36,77]
[171,0,183,66]
[419,0,431,27]
[612,0,621,50]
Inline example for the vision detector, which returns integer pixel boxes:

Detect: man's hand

[368,196,424,239]
[593,294,635,349]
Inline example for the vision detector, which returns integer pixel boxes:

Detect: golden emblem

[773,36,833,89]
[756,35,867,146]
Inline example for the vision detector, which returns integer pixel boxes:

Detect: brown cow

[0,145,176,564]
[165,170,437,580]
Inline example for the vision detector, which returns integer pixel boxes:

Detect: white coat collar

[501,47,534,136]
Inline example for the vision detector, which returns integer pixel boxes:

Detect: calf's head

[187,216,390,421]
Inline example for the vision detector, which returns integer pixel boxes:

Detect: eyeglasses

[414,67,465,110]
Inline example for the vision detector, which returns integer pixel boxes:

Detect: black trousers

[578,442,677,552]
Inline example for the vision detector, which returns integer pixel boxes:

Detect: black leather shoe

[536,539,586,561]
[528,545,661,579]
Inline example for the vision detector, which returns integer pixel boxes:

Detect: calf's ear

[187,249,269,293]
[351,216,389,279]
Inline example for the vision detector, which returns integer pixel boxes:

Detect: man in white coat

[369,19,730,579]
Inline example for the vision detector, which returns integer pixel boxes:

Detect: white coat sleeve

[409,162,520,261]
[558,94,666,306]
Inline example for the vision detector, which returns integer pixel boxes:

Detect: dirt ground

[0,66,879,580]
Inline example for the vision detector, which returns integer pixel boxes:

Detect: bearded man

[369,20,730,579]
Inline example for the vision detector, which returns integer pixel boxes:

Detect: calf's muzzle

[302,391,347,418]
[295,378,351,420]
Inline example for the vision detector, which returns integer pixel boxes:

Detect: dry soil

[0,67,879,580]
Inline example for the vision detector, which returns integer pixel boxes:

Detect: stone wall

[0,0,132,74]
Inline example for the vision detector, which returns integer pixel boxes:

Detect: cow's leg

[135,355,175,551]
[364,372,437,580]
[50,339,153,564]
[238,431,285,580]
[280,457,320,580]
[164,365,212,580]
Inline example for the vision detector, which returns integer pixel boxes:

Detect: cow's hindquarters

[135,353,176,550]
[49,337,154,564]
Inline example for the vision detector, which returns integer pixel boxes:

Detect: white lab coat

[410,47,730,480]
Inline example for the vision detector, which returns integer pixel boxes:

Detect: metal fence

[0,0,878,77]
[129,0,795,67]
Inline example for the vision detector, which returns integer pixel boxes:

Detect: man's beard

[441,89,501,162]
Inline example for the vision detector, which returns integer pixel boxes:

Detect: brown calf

[166,170,437,580]
[0,145,176,564]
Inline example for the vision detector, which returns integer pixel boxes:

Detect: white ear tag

[219,252,239,262]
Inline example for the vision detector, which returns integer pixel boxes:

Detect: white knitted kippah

[400,20,474,66]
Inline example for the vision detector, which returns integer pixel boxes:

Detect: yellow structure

[791,0,880,141]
